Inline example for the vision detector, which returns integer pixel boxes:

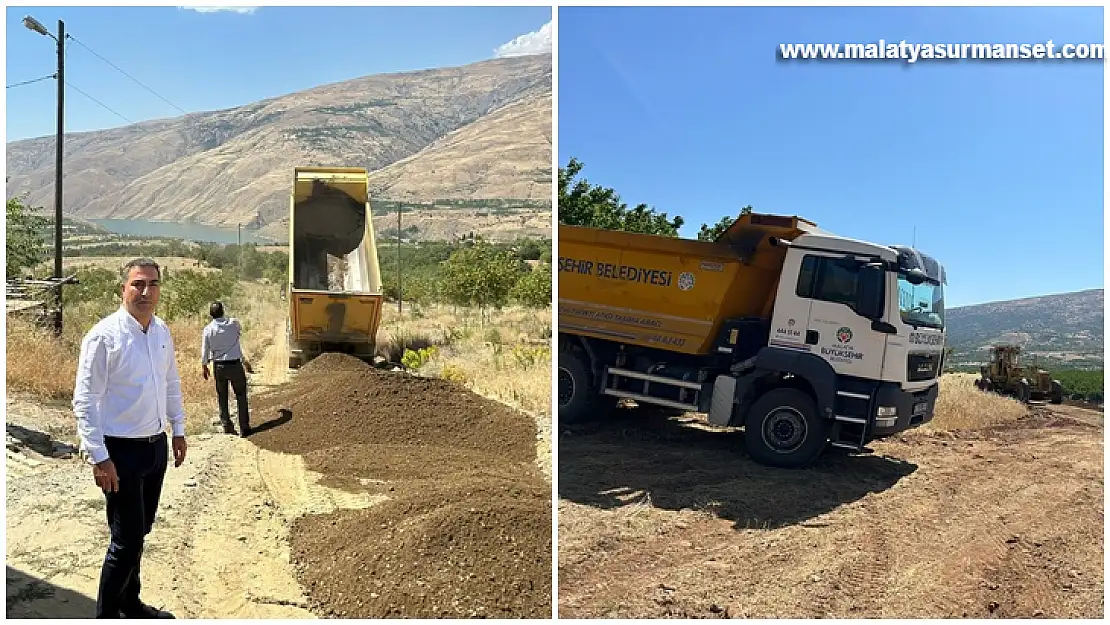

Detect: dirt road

[5,391,383,618]
[557,403,1103,619]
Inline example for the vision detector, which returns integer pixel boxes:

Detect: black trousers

[214,360,250,433]
[97,433,168,618]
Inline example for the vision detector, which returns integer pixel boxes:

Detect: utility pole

[53,19,64,286]
[24,15,67,335]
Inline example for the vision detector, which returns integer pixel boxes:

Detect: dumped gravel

[292,473,551,618]
[248,353,551,618]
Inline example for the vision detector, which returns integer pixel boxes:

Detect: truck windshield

[898,273,944,330]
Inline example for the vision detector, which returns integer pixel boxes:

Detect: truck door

[794,253,886,382]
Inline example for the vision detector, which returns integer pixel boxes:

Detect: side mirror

[905,267,927,286]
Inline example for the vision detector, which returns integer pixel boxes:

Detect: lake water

[89,219,277,245]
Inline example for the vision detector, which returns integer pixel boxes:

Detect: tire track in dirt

[804,498,892,617]
[254,447,385,518]
[557,405,1103,619]
[158,436,315,619]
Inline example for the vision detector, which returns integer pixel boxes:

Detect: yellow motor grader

[975,344,1064,404]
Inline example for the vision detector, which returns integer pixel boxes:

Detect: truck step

[830,442,874,453]
[834,415,867,425]
[830,412,871,452]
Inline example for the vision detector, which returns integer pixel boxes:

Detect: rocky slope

[946,288,1103,363]
[6,53,552,235]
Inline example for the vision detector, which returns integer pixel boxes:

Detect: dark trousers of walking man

[97,434,168,618]
[214,360,250,436]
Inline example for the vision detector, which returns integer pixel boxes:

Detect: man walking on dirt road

[72,257,188,619]
[200,301,252,437]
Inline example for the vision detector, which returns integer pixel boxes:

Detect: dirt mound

[247,358,550,618]
[292,474,551,618]
[294,352,375,375]
[302,443,524,486]
[250,368,536,464]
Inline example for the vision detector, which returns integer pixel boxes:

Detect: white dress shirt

[72,306,187,464]
[200,316,244,365]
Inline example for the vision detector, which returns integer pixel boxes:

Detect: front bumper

[871,382,939,437]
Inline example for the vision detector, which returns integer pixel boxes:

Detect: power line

[64,80,134,125]
[7,74,56,89]
[68,34,188,115]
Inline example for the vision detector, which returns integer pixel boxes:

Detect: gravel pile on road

[249,354,535,464]
[248,353,551,618]
[291,472,551,618]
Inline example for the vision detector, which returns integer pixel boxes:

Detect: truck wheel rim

[762,407,807,453]
[558,367,574,407]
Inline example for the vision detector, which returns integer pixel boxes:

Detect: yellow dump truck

[558,212,948,468]
[286,166,384,368]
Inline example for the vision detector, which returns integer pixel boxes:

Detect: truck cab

[767,232,947,445]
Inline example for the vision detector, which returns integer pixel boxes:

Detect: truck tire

[1050,380,1064,405]
[558,346,602,425]
[744,388,830,469]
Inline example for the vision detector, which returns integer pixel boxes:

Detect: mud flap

[709,375,737,426]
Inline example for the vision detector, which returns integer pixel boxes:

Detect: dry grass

[377,303,552,417]
[5,318,79,401]
[922,372,1029,432]
[376,303,553,479]
[5,280,286,437]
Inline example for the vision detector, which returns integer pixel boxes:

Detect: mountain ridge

[946,287,1103,366]
[6,53,552,240]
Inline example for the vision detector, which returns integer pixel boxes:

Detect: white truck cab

[762,230,947,447]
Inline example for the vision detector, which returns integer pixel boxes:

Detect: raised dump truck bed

[287,166,384,368]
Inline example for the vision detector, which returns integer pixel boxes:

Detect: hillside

[946,288,1103,365]
[6,53,552,240]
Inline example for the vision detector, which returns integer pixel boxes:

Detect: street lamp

[24,14,65,334]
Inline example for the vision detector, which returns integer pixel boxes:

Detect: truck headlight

[877,406,897,417]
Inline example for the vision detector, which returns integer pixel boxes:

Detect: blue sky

[558,6,1104,308]
[6,5,551,141]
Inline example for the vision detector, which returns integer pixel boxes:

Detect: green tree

[558,157,684,236]
[6,196,48,278]
[159,269,239,321]
[441,242,523,322]
[697,205,753,242]
[511,262,552,309]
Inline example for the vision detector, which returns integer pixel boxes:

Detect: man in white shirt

[72,257,187,619]
[200,301,252,437]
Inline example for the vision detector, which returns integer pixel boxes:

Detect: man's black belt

[105,432,166,444]
[214,359,241,365]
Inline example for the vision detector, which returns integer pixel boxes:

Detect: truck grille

[907,352,940,381]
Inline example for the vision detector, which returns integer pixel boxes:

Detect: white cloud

[179,6,258,14]
[494,21,551,58]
